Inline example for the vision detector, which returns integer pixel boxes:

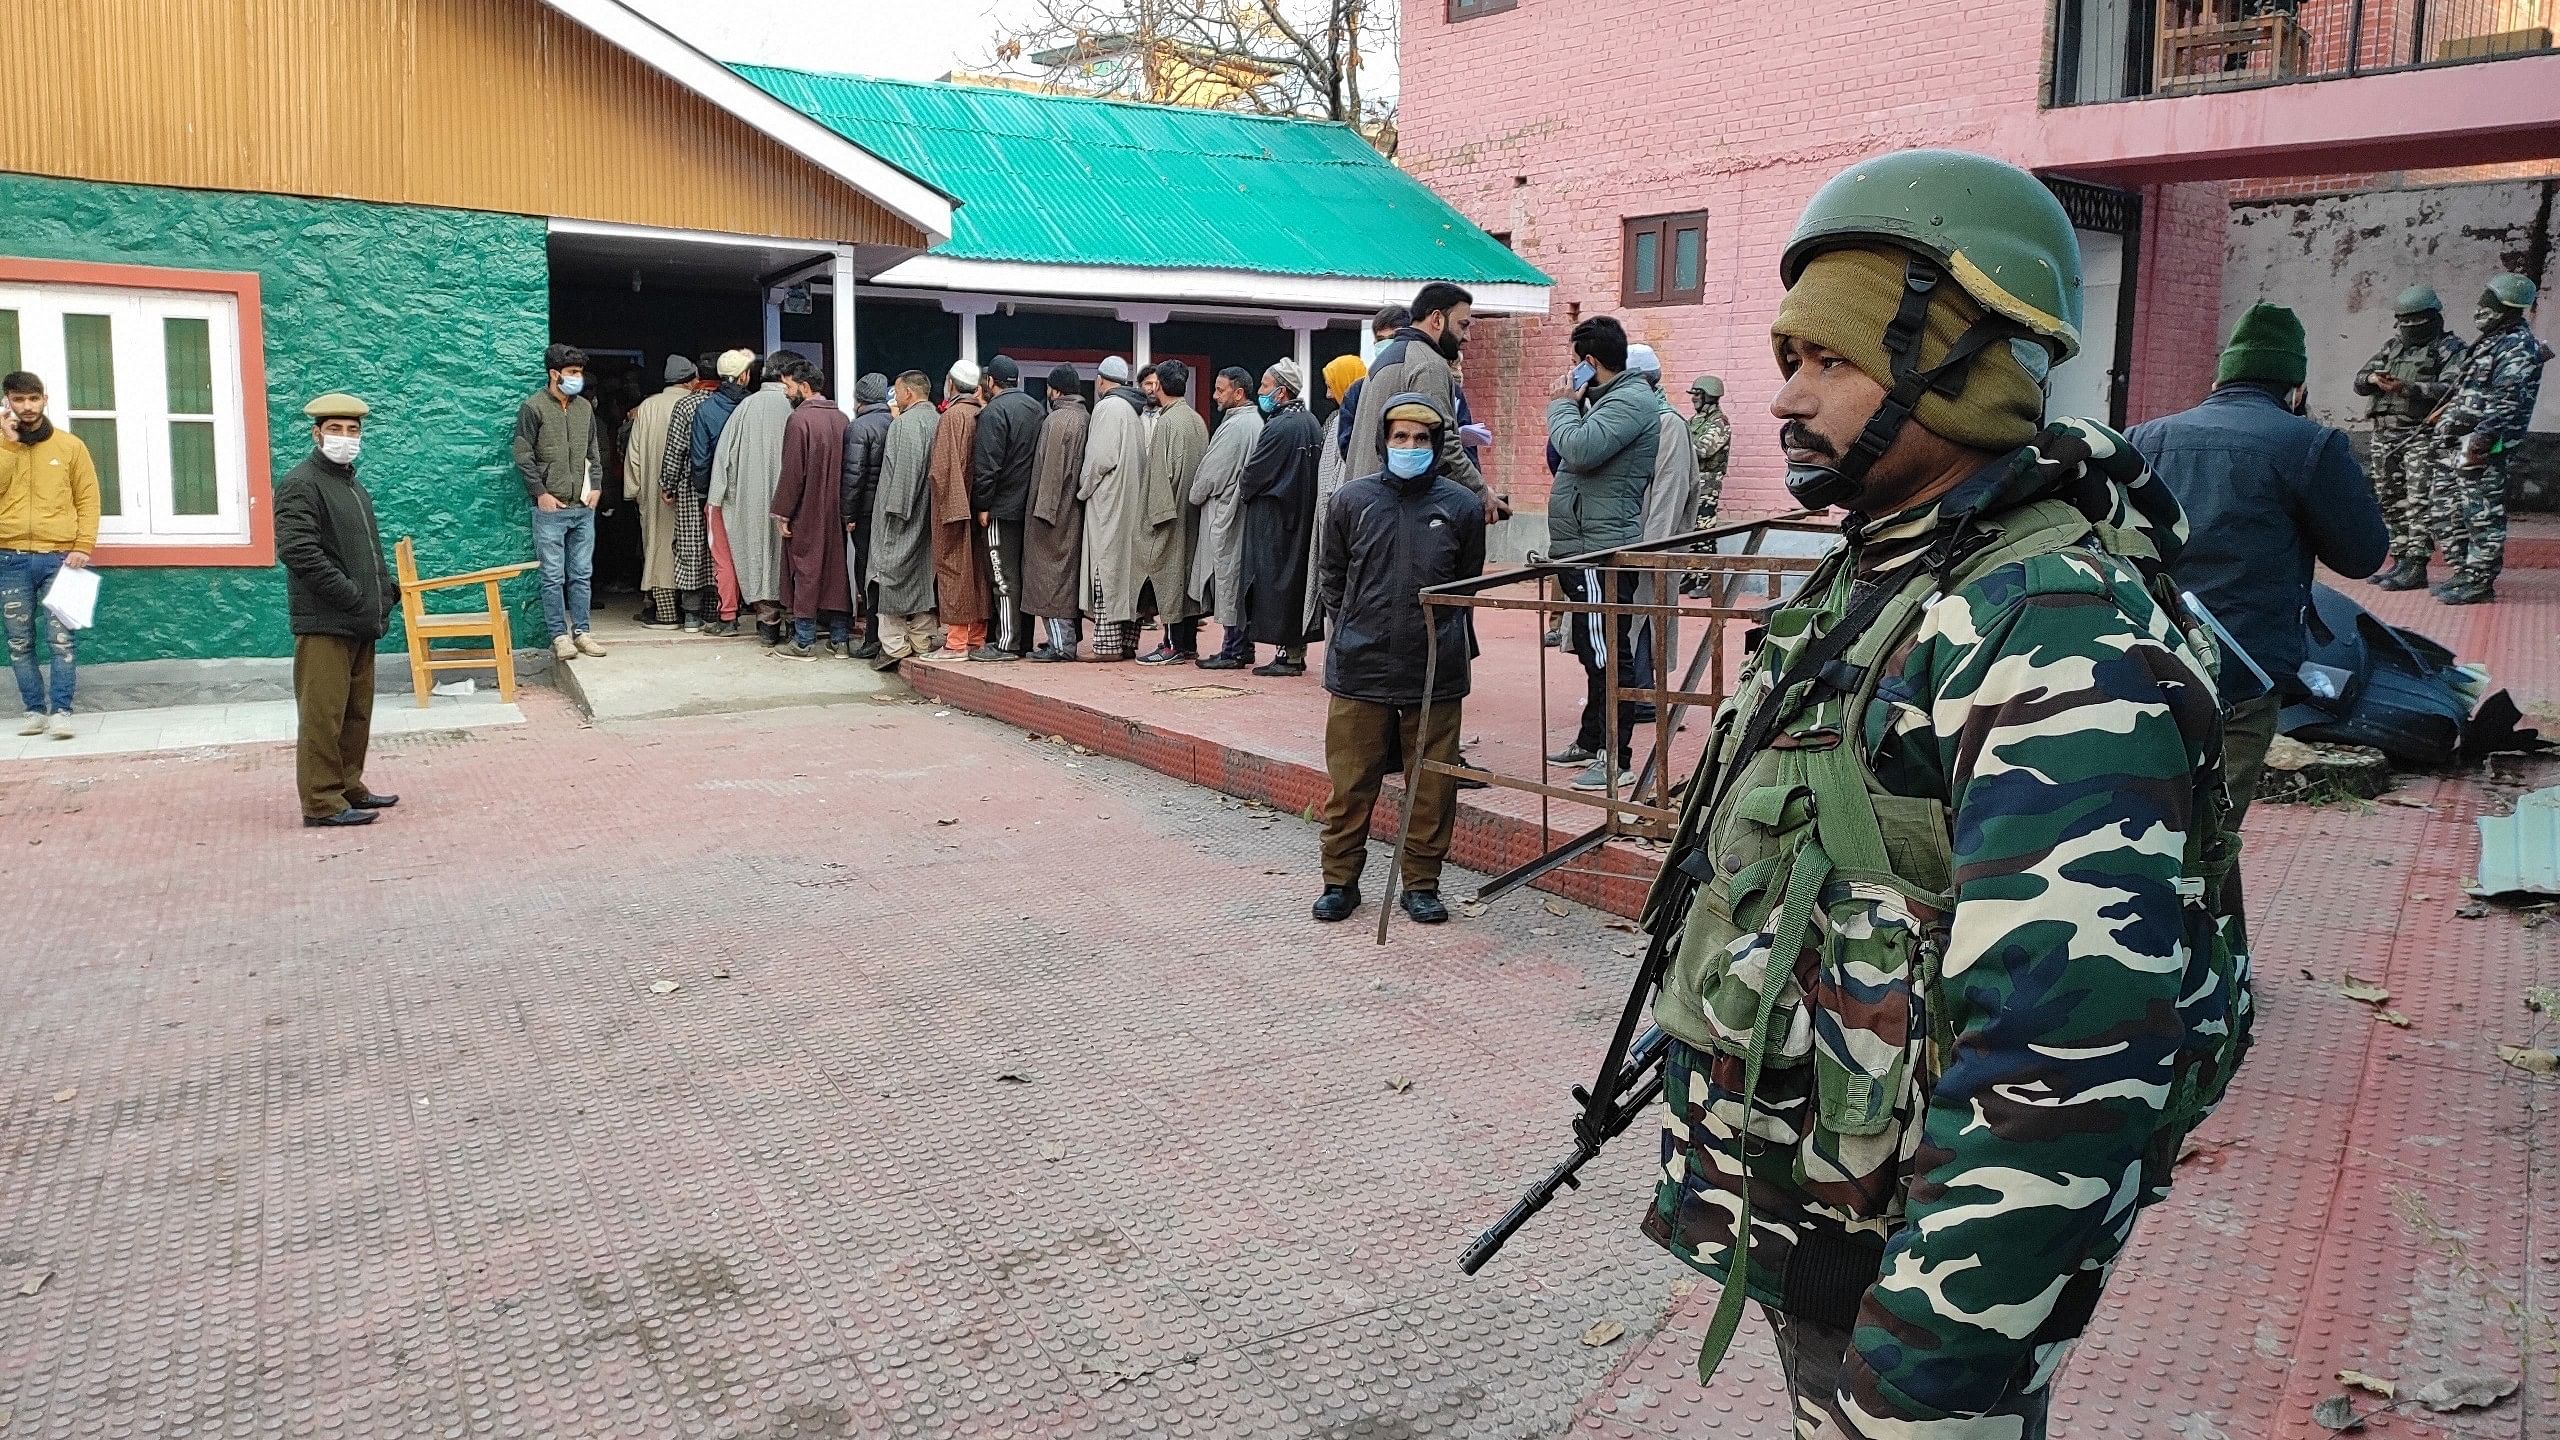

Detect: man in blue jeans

[1,370,101,740]
[510,343,607,661]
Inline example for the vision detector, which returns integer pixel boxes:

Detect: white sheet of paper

[40,564,99,631]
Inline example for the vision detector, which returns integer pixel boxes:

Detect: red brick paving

[2,660,2556,1436]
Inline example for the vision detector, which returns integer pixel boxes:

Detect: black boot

[2374,558,2429,591]
[2436,577,2496,605]
[1312,884,1362,922]
[1399,889,1449,924]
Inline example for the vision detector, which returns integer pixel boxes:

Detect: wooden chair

[395,537,537,708]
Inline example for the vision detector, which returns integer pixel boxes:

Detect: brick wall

[1401,0,2226,519]
[2127,181,2233,421]
[2234,158,2560,201]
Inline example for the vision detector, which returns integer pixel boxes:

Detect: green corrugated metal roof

[732,64,1549,288]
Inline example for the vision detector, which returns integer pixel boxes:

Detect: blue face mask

[1385,446,1432,479]
[1256,394,1276,415]
[558,375,584,398]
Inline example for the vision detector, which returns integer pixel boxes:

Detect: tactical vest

[2371,336,2456,424]
[1648,495,2255,1381]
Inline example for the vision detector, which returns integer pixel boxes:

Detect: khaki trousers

[878,611,941,660]
[1320,695,1463,891]
[295,634,376,819]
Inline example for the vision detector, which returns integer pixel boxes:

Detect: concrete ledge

[69,650,558,713]
[903,659,1656,916]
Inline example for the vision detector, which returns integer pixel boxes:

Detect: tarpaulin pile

[2276,584,2546,768]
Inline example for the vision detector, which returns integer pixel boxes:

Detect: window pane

[0,309,18,374]
[72,418,121,517]
[169,420,220,516]
[1674,227,1703,293]
[1632,230,1660,295]
[64,313,116,410]
[165,316,215,414]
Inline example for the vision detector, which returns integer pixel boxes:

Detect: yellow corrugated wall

[0,0,919,247]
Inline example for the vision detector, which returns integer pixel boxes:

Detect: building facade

[1400,0,2560,533]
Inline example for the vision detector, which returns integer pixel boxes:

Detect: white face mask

[320,434,362,465]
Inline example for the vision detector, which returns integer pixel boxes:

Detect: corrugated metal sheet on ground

[732,65,1550,285]
[2471,784,2560,896]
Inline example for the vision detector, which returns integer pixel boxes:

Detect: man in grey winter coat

[1544,315,1659,791]
[1190,366,1264,668]
[1348,282,1509,521]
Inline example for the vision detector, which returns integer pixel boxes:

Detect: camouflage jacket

[1646,433,2222,1430]
[2438,321,2549,449]
[1688,408,1730,518]
[2353,330,2465,425]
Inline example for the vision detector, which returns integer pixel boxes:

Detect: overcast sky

[624,0,1009,81]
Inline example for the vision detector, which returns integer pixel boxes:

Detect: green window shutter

[164,316,214,414]
[164,316,219,515]
[64,313,115,409]
[1674,227,1703,295]
[1632,231,1659,296]
[72,419,121,517]
[168,422,218,516]
[0,309,18,374]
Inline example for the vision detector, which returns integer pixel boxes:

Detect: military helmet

[1688,375,1723,400]
[1780,148,2084,362]
[2393,285,2442,317]
[2483,273,2540,311]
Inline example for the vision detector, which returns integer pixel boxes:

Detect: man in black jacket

[840,373,895,659]
[971,355,1046,657]
[275,392,398,829]
[1312,392,1486,926]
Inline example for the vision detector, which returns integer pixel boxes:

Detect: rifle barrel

[1458,1146,1594,1274]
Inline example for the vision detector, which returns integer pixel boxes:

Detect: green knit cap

[2218,302,2308,387]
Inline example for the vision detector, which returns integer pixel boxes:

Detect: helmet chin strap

[1786,254,2022,512]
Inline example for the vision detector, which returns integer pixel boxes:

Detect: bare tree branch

[981,0,1396,131]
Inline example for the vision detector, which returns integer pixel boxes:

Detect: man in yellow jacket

[1,370,100,739]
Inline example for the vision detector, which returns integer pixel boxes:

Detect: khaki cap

[303,392,370,420]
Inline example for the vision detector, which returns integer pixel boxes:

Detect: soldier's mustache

[1780,423,1836,459]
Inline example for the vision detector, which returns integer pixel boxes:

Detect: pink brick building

[1397,0,2560,531]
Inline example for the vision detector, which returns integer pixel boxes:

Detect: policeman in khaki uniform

[2354,285,2465,591]
[1640,150,2248,1438]
[274,393,399,828]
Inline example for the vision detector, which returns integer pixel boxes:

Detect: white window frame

[0,281,253,548]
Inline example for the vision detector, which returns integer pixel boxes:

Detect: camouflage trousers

[2368,426,2434,562]
[2429,449,2509,586]
[1766,1308,2057,1439]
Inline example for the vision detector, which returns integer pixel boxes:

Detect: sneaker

[698,619,739,638]
[968,645,1019,663]
[1136,643,1181,665]
[573,633,607,658]
[1251,658,1306,677]
[552,635,578,661]
[919,646,969,663]
[1196,653,1248,670]
[1541,626,1563,649]
[848,638,881,660]
[18,712,47,737]
[770,641,820,661]
[2436,579,2496,606]
[636,612,679,630]
[46,713,73,741]
[1546,743,1598,765]
[1569,759,1634,792]
[681,616,703,633]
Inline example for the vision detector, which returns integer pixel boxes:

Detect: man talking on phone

[0,370,100,740]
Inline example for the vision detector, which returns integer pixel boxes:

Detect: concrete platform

[0,688,522,764]
[554,608,907,723]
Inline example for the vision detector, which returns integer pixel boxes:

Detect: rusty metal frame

[1375,512,1832,942]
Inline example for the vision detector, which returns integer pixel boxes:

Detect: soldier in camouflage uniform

[1685,375,1731,526]
[2428,273,2550,605]
[1642,150,2242,1439]
[2354,286,2465,590]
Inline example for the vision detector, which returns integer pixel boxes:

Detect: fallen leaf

[1072,744,1093,755]
[648,980,681,996]
[995,1071,1035,1085]
[50,1087,75,1104]
[2335,975,2391,1006]
[1529,927,1557,937]
[1459,901,1487,918]
[2337,1370,2396,1400]
[934,816,959,826]
[2300,967,2320,981]
[1580,1320,1626,1347]
[933,710,951,717]
[1039,1141,1066,1163]
[1603,919,1642,934]
[2526,913,2550,930]
[2540,1251,2559,1264]
[2455,904,2488,920]
[2413,893,2432,902]
[1385,1076,1413,1093]
[711,967,732,980]
[1669,1276,1699,1300]
[2311,1394,2366,1432]
[2383,796,2433,809]
[1542,899,1570,918]
[2411,1372,2517,1412]
[2377,1010,2413,1028]
[2497,1044,2559,1075]
[17,1270,48,1297]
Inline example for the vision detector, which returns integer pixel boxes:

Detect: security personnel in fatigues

[2354,286,2465,591]
[1685,375,1731,527]
[2429,272,2550,605]
[1639,150,2246,1438]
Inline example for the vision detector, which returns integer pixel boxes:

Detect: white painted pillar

[939,295,1000,366]
[1116,304,1172,368]
[762,289,784,355]
[830,249,857,391]
[1277,314,1330,392]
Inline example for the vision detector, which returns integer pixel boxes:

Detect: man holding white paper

[0,370,99,740]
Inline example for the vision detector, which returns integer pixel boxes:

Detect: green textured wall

[0,174,550,663]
